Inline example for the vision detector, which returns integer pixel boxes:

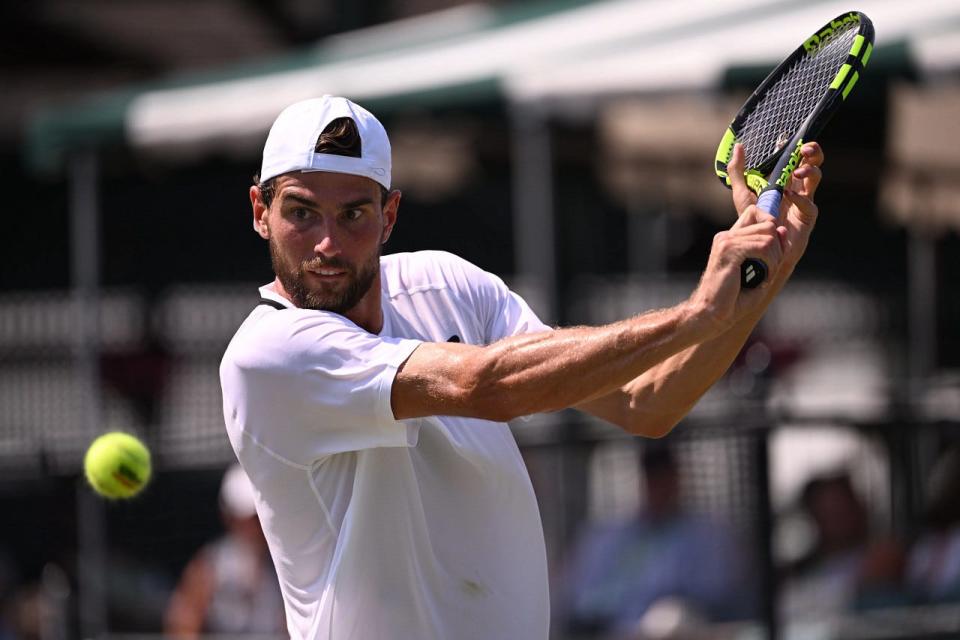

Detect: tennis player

[220,95,824,640]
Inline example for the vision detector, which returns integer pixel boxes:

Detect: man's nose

[314,226,341,257]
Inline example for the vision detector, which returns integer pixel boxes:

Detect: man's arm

[574,268,787,436]
[577,142,824,436]
[164,551,216,638]
[391,185,786,426]
[393,305,708,424]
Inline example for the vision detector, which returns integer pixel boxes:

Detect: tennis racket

[715,10,875,289]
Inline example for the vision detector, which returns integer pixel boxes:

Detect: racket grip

[740,258,767,289]
[757,187,782,217]
[741,187,780,288]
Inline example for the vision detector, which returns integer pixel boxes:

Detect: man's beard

[270,239,380,314]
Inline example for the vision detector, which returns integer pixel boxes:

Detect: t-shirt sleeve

[439,255,553,422]
[221,310,422,465]
[443,255,551,343]
[485,279,552,342]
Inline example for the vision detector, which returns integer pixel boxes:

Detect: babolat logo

[777,139,805,185]
[803,12,859,53]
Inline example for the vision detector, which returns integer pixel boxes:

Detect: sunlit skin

[250,171,401,334]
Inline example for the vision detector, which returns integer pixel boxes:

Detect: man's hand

[687,153,791,333]
[573,143,826,437]
[727,141,824,269]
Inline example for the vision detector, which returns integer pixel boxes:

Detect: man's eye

[292,208,311,220]
[345,209,363,221]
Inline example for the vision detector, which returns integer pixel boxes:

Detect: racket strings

[740,25,858,168]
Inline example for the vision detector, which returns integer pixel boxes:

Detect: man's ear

[250,186,270,240]
[380,189,401,245]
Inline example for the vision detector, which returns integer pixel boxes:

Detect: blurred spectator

[560,442,754,637]
[6,584,45,640]
[780,470,905,618]
[906,446,960,603]
[100,329,170,429]
[0,557,73,640]
[164,464,285,638]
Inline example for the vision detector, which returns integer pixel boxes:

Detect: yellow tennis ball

[83,432,152,499]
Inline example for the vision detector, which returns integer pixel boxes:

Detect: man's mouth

[305,267,348,280]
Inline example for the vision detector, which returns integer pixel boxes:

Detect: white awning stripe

[125,0,960,155]
[126,0,781,152]
[508,0,960,101]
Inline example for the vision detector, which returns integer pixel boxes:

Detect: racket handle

[757,187,782,217]
[741,186,781,289]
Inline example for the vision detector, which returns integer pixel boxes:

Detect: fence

[1,276,958,640]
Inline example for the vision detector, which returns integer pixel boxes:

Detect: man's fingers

[783,189,818,226]
[731,203,777,230]
[791,164,822,198]
[725,220,782,278]
[799,142,824,168]
[731,206,756,230]
[731,218,779,239]
[734,228,784,280]
[727,143,758,214]
[795,143,823,195]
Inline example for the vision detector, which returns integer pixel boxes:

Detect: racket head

[715,11,875,194]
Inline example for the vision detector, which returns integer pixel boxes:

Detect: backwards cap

[259,96,391,189]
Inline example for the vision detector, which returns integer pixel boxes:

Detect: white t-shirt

[220,251,552,640]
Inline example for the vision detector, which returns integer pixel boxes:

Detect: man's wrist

[678,298,729,344]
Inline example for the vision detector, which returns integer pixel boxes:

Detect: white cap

[219,463,258,519]
[259,96,391,189]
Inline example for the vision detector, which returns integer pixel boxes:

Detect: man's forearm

[580,140,823,436]
[394,195,794,424]
[580,263,795,436]
[392,300,721,422]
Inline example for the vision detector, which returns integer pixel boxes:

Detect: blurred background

[2,0,960,638]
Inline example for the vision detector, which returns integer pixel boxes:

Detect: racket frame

[715,11,875,196]
[713,10,875,289]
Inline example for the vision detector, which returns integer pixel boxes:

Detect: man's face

[269,234,379,314]
[253,171,398,315]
